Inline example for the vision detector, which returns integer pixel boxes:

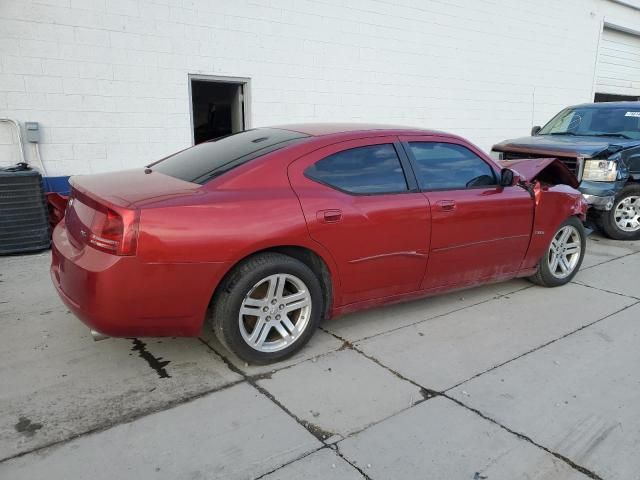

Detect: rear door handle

[317,209,342,223]
[436,200,456,212]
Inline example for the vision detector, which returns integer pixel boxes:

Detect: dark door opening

[190,78,246,144]
[594,93,640,103]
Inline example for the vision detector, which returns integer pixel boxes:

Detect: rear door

[400,136,534,289]
[288,136,430,306]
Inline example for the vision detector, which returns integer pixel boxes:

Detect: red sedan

[51,124,588,363]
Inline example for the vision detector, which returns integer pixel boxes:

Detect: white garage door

[595,27,640,99]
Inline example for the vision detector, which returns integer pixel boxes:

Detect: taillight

[89,207,139,256]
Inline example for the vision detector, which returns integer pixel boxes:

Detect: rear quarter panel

[136,188,311,264]
[135,150,343,311]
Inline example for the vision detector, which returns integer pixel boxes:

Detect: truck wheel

[529,217,585,287]
[598,184,640,240]
[209,252,324,365]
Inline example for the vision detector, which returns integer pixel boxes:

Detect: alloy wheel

[613,195,640,232]
[238,273,312,353]
[547,225,582,279]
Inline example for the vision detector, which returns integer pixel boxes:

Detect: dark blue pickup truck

[492,102,640,240]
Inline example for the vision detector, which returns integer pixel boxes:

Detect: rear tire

[597,184,640,240]
[529,217,585,287]
[210,252,324,364]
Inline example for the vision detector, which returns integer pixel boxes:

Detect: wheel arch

[528,215,585,287]
[209,244,337,322]
[599,182,640,239]
[521,186,589,271]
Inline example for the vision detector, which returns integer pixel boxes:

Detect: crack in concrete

[332,443,374,480]
[196,339,377,478]
[319,299,639,480]
[197,338,335,443]
[252,446,332,480]
[198,332,346,381]
[252,443,374,480]
[0,379,245,464]
[320,331,439,400]
[196,338,418,479]
[443,394,604,480]
[571,280,640,301]
[339,282,534,345]
[3,248,636,475]
[580,249,640,271]
[445,299,640,392]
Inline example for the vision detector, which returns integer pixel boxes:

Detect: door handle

[436,200,456,212]
[317,209,342,223]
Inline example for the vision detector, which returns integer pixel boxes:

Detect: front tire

[529,217,585,287]
[210,252,324,364]
[597,184,640,240]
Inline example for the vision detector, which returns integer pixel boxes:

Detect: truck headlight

[582,159,617,181]
[490,151,504,161]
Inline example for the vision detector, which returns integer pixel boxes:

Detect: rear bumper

[51,221,229,337]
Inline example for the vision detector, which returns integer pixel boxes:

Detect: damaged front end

[500,157,590,274]
[500,157,588,221]
[499,157,579,189]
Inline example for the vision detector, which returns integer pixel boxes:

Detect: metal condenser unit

[0,164,50,254]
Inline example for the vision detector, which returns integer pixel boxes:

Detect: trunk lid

[65,169,200,254]
[69,169,202,209]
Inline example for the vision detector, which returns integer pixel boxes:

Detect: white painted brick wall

[0,0,639,175]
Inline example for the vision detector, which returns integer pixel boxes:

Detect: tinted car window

[151,128,309,184]
[305,144,408,194]
[408,142,496,190]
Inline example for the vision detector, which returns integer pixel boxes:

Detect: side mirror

[531,125,541,136]
[500,168,515,187]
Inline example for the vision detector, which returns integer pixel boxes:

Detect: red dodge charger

[51,124,588,363]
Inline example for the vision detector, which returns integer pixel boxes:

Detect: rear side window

[151,128,309,184]
[408,142,496,190]
[305,144,408,194]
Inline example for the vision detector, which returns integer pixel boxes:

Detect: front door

[400,137,534,289]
[288,137,430,306]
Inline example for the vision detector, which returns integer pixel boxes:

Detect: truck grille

[501,152,580,177]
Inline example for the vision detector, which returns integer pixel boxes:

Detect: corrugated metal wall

[596,27,640,97]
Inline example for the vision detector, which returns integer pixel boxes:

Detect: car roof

[270,122,448,137]
[569,101,640,109]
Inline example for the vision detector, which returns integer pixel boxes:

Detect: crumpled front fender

[519,180,589,271]
[532,181,588,221]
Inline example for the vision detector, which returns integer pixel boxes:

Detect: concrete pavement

[1,233,639,479]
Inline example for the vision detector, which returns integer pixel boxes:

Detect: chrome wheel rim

[614,195,640,232]
[548,225,581,279]
[239,273,312,353]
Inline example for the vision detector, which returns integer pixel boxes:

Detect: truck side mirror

[531,125,541,136]
[500,168,515,187]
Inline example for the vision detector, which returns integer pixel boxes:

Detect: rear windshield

[150,128,309,184]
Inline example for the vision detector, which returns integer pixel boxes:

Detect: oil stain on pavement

[129,338,171,379]
[14,417,42,436]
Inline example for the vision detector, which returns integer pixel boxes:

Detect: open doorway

[189,75,250,144]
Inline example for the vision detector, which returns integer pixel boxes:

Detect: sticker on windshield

[625,111,640,117]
